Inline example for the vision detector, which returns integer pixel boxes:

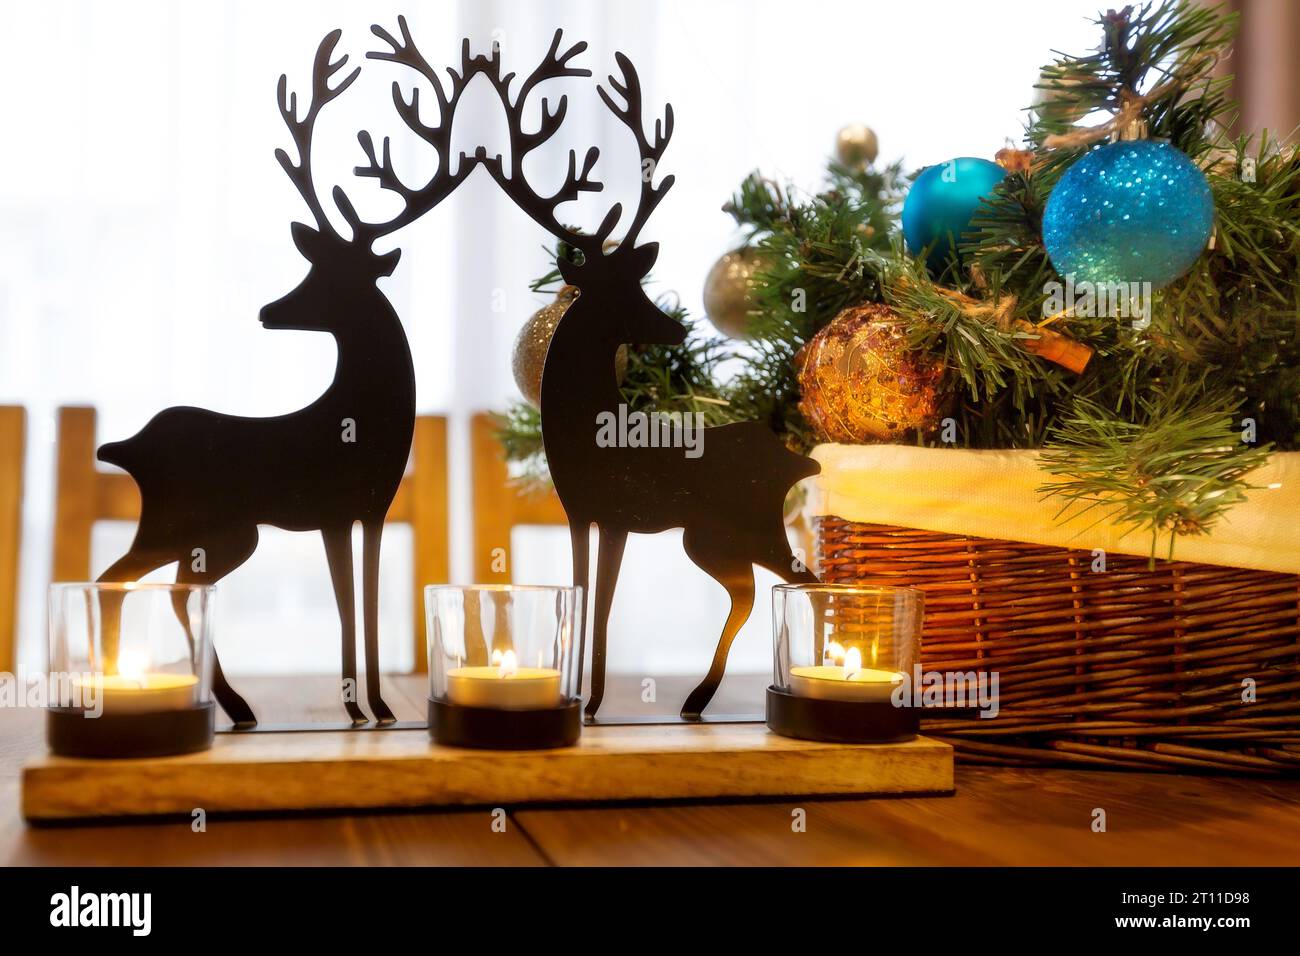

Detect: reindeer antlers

[503,29,594,160]
[598,52,675,247]
[275,29,360,234]
[479,36,674,257]
[343,17,482,243]
[276,22,675,254]
[472,29,613,255]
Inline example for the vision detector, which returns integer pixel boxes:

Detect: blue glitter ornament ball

[1041,140,1214,290]
[902,157,1007,274]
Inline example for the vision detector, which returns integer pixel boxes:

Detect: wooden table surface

[4,676,1300,866]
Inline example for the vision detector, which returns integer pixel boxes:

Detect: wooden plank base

[22,724,953,822]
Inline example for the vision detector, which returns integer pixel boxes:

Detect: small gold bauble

[512,287,628,407]
[702,248,763,339]
[797,302,947,443]
[834,123,879,169]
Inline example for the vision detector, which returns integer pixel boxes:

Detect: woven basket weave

[816,516,1300,774]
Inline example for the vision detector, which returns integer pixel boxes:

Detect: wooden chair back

[469,412,567,583]
[0,407,24,672]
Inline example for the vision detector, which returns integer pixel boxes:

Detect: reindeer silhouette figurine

[94,24,477,727]
[478,39,821,719]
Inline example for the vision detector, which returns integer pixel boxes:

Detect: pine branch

[1039,373,1272,556]
[492,405,552,494]
[1029,1,1237,154]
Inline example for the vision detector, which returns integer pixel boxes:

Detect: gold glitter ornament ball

[512,286,628,407]
[797,303,947,443]
[702,248,764,339]
[834,123,879,169]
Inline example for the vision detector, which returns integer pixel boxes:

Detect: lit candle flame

[115,648,149,686]
[497,648,519,679]
[843,646,862,680]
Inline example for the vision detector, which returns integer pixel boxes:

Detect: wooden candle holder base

[21,723,952,822]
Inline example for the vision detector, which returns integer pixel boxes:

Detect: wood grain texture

[5,800,544,866]
[21,723,952,822]
[516,765,1300,866]
[10,677,1300,866]
[0,406,23,673]
[0,682,544,866]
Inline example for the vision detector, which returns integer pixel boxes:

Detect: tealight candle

[47,582,216,759]
[788,647,905,702]
[426,585,582,748]
[445,649,562,710]
[71,649,198,715]
[769,584,922,744]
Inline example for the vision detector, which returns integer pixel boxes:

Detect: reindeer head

[261,21,478,333]
[478,39,684,347]
[260,223,403,331]
[554,241,682,347]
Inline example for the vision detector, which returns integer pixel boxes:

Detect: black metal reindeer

[95,25,477,726]
[476,39,821,718]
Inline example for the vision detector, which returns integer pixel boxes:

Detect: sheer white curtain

[0,0,1099,678]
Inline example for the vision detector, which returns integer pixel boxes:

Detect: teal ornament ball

[1041,140,1214,290]
[902,157,1007,274]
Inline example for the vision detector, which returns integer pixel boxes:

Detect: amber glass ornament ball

[797,303,947,443]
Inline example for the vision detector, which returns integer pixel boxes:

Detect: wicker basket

[817,516,1300,774]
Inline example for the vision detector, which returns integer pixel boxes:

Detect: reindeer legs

[586,525,627,719]
[167,608,256,728]
[97,542,258,728]
[96,551,170,674]
[361,519,395,724]
[322,524,367,725]
[173,533,260,729]
[681,562,756,719]
[569,520,590,704]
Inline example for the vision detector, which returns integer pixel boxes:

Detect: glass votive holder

[425,585,583,749]
[46,582,216,758]
[767,583,923,744]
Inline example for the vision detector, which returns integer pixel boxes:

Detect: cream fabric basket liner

[807,443,1300,576]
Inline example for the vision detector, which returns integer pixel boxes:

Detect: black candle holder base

[428,697,582,750]
[47,703,216,759]
[766,686,918,744]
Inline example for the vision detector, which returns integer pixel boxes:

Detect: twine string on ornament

[1040,48,1220,151]
[899,275,1093,375]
